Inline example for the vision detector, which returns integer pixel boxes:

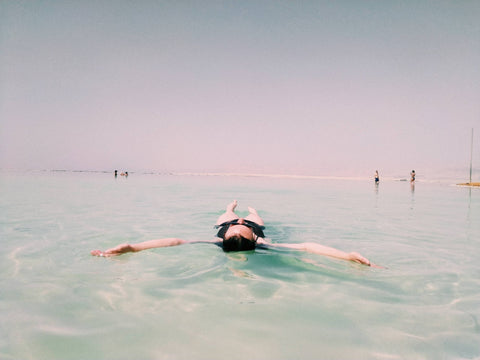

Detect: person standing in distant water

[374,170,379,184]
[114,170,118,178]
[410,170,416,182]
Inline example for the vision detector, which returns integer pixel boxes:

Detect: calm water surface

[1,171,479,359]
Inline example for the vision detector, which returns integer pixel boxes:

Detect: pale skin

[91,201,378,267]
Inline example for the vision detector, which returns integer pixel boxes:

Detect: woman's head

[221,218,257,252]
[222,234,256,252]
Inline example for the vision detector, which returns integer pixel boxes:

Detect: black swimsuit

[214,219,265,239]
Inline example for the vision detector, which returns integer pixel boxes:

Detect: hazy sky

[1,0,479,178]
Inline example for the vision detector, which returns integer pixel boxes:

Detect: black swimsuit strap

[215,219,265,229]
[214,219,265,239]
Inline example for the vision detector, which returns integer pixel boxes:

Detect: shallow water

[1,171,479,359]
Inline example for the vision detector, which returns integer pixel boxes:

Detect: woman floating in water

[91,201,379,267]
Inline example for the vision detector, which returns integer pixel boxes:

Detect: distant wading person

[91,201,378,267]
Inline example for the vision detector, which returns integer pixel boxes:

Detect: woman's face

[224,218,255,241]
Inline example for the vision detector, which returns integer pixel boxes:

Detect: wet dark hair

[222,235,256,252]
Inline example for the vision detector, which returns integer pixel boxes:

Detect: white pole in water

[469,128,474,184]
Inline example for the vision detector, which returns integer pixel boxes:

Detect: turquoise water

[1,171,479,360]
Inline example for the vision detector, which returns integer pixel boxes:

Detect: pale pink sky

[1,1,479,179]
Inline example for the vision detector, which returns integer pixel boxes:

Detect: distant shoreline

[457,182,480,187]
[1,168,477,185]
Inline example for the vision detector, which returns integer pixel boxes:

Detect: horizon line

[0,168,477,184]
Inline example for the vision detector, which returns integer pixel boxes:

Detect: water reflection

[467,187,472,223]
[410,182,415,210]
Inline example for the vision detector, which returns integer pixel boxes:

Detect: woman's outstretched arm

[268,241,380,267]
[91,238,187,257]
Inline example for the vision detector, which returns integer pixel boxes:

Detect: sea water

[1,171,479,360]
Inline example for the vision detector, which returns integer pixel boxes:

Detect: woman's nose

[237,218,245,224]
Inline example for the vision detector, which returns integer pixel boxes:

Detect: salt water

[1,171,479,359]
